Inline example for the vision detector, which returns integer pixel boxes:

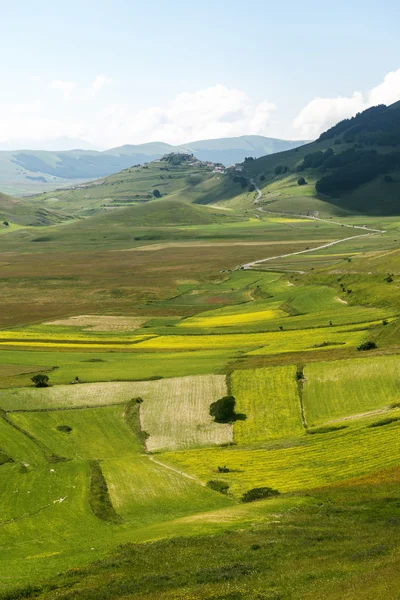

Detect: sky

[0,0,399,150]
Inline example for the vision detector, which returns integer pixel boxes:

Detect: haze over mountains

[0,135,308,195]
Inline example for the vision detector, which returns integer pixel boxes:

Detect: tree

[31,374,49,388]
[153,189,161,198]
[297,177,307,186]
[242,487,280,503]
[2,221,9,227]
[357,341,377,351]
[210,395,237,423]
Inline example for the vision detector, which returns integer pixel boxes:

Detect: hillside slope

[241,101,400,216]
[0,192,70,226]
[0,136,308,195]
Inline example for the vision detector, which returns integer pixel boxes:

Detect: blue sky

[1,0,399,148]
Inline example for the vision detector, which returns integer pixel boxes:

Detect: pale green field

[2,375,225,411]
[140,374,231,451]
[303,355,400,426]
[231,366,304,443]
[103,457,232,525]
[9,405,143,460]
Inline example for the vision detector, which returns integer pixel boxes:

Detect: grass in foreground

[4,467,400,600]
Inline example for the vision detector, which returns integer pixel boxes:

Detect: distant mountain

[0,136,308,195]
[178,135,309,165]
[241,101,400,215]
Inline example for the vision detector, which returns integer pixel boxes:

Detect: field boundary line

[147,456,205,486]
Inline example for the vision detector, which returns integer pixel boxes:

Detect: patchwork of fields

[1,201,400,599]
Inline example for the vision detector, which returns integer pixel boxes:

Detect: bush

[31,374,49,388]
[357,341,377,351]
[210,396,237,423]
[297,177,307,186]
[153,189,161,198]
[218,465,230,473]
[206,480,230,495]
[242,487,280,503]
[275,165,288,175]
[56,425,72,433]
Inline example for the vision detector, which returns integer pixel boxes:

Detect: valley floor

[1,200,400,599]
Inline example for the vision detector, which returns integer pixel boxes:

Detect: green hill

[0,136,308,196]
[25,154,242,218]
[241,101,400,215]
[0,192,70,226]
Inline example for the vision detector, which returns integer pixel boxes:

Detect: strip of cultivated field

[103,457,231,526]
[139,375,230,451]
[303,355,400,426]
[231,366,304,443]
[9,405,143,460]
[162,420,400,496]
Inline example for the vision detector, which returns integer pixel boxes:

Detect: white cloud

[96,85,277,146]
[92,74,112,93]
[293,68,400,139]
[48,79,77,97]
[0,117,83,144]
[28,75,41,82]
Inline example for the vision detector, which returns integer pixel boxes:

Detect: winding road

[241,180,386,270]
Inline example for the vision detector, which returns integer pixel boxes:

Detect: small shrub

[242,487,280,503]
[56,425,72,433]
[297,177,307,186]
[217,465,230,473]
[357,341,377,351]
[207,480,230,495]
[153,189,161,198]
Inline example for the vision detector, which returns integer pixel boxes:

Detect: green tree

[31,374,49,388]
[209,396,237,423]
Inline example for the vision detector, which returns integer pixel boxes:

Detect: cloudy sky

[1,0,399,150]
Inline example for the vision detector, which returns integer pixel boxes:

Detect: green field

[232,365,304,443]
[303,354,400,426]
[1,143,400,600]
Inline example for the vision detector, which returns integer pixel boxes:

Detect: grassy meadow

[1,156,400,599]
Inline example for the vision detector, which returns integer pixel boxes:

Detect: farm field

[303,354,400,425]
[231,365,304,443]
[1,154,400,600]
[162,419,400,496]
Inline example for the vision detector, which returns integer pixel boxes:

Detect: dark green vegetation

[88,460,123,524]
[241,486,280,502]
[2,106,400,599]
[209,395,237,423]
[243,100,400,215]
